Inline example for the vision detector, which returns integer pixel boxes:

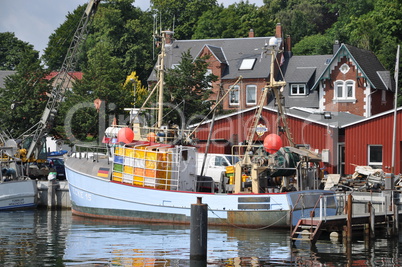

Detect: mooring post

[47,179,58,210]
[346,193,352,241]
[190,197,208,264]
[368,201,375,238]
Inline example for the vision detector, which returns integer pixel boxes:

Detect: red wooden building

[192,106,362,175]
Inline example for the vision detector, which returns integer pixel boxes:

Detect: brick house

[148,24,286,111]
[147,26,398,176]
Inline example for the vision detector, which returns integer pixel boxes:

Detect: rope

[206,204,289,230]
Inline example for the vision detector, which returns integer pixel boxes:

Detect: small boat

[0,140,37,211]
[65,31,337,228]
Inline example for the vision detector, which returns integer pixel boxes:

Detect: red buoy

[263,133,282,154]
[117,128,134,143]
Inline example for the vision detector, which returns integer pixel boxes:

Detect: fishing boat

[0,139,38,210]
[65,31,338,228]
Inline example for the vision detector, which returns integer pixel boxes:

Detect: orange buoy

[263,133,282,154]
[147,132,156,142]
[117,128,134,143]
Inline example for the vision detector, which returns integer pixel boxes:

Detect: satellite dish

[268,37,278,47]
[4,139,18,157]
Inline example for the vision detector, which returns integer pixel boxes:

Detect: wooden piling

[190,197,208,263]
[346,193,353,241]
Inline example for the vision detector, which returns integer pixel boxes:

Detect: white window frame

[239,58,256,70]
[290,84,307,96]
[246,85,257,105]
[229,85,240,106]
[205,69,213,89]
[368,145,382,169]
[333,80,356,102]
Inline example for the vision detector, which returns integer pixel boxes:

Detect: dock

[290,192,400,243]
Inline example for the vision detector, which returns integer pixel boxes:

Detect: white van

[197,153,240,183]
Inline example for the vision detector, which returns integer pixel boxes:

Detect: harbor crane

[24,0,100,162]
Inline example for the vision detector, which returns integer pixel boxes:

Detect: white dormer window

[229,85,240,106]
[333,80,356,102]
[239,59,256,70]
[290,84,307,96]
[340,63,350,74]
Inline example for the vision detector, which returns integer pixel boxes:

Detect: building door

[338,143,345,175]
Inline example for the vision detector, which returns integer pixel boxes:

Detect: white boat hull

[65,156,337,227]
[0,180,38,210]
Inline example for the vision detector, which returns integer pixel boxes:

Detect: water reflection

[0,210,402,266]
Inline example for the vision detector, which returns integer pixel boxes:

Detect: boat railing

[71,144,109,163]
[289,192,337,231]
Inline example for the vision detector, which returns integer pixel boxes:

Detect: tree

[0,49,50,138]
[292,34,334,55]
[42,5,87,71]
[0,32,38,71]
[162,50,217,126]
[55,40,130,142]
[193,2,265,39]
[151,0,218,40]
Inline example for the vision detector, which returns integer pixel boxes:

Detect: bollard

[346,193,352,241]
[190,197,208,263]
[47,179,57,210]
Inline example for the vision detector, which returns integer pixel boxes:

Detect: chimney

[333,40,340,54]
[275,23,282,38]
[248,29,255,38]
[285,35,293,58]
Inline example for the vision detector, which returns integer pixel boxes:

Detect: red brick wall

[323,57,366,116]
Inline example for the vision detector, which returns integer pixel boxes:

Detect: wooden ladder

[290,216,323,244]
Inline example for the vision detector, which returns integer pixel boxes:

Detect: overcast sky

[0,0,264,57]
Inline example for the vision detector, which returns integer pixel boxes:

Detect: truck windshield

[225,156,240,165]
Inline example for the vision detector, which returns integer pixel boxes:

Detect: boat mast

[157,30,172,128]
[391,45,400,174]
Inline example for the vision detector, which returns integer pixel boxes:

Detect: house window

[205,69,213,89]
[229,85,240,106]
[246,85,257,105]
[290,84,307,96]
[239,59,256,70]
[340,63,350,74]
[368,145,382,169]
[334,80,355,102]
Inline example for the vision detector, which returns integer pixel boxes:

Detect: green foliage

[292,34,334,55]
[43,5,87,71]
[151,0,218,39]
[0,49,50,138]
[163,50,217,125]
[193,2,268,39]
[0,32,38,70]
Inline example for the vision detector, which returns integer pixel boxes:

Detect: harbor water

[1,209,402,266]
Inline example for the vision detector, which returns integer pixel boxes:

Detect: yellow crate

[112,176,123,182]
[124,165,134,174]
[133,146,147,159]
[113,171,123,178]
[124,147,135,157]
[134,168,144,176]
[115,146,124,156]
[133,176,144,186]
